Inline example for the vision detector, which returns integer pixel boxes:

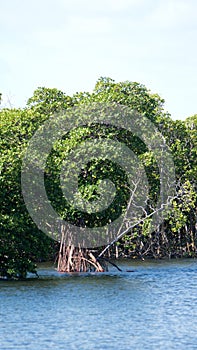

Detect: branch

[97,194,178,259]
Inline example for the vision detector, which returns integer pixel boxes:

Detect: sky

[0,0,197,120]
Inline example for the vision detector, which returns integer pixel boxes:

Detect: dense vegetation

[0,78,196,278]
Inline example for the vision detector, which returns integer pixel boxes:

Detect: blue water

[0,259,197,349]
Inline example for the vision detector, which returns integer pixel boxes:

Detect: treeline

[0,77,196,278]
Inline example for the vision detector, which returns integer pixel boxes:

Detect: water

[0,259,197,350]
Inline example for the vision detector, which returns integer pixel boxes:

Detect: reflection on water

[0,259,197,350]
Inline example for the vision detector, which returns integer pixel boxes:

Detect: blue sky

[0,0,197,119]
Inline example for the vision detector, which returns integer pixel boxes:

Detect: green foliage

[74,76,165,123]
[1,78,197,277]
[168,180,197,232]
[0,108,56,279]
[26,87,73,115]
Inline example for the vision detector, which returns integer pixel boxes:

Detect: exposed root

[57,244,105,273]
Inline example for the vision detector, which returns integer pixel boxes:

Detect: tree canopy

[0,78,196,278]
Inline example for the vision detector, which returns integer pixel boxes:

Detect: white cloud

[67,16,112,34]
[60,0,148,16]
[0,0,197,118]
[147,0,197,28]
